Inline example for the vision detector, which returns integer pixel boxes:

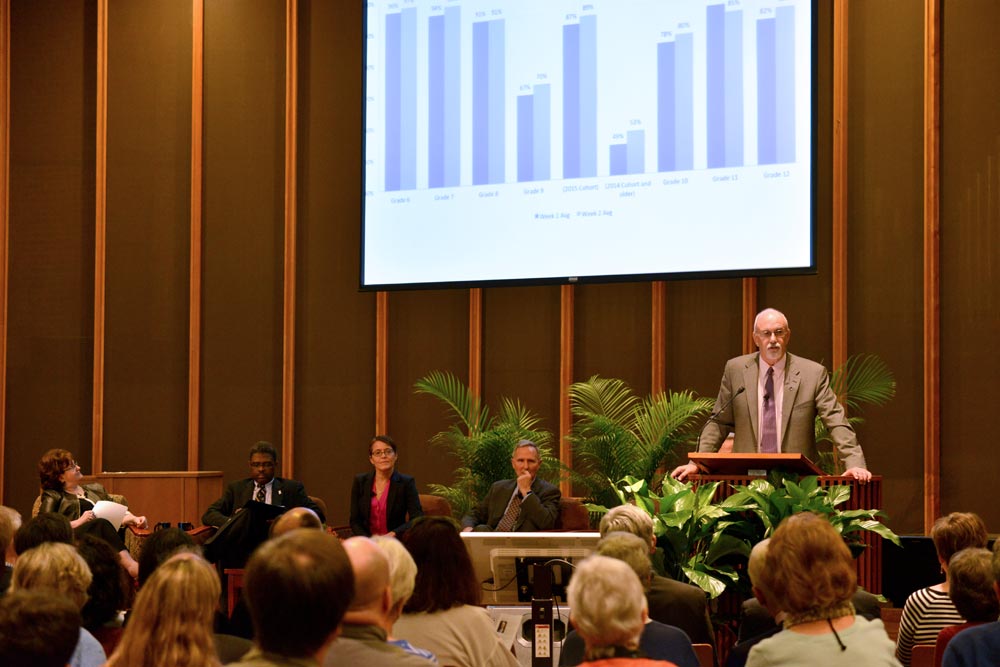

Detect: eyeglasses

[370,449,396,458]
[754,328,788,339]
[63,461,80,472]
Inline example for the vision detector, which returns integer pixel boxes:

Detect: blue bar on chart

[518,84,551,182]
[757,5,795,165]
[428,6,460,188]
[657,32,694,172]
[563,14,597,179]
[609,142,627,176]
[626,130,645,174]
[473,18,505,185]
[707,4,744,169]
[384,9,417,191]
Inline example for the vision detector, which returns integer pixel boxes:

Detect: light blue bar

[706,5,725,168]
[609,143,627,176]
[756,17,777,165]
[675,33,694,170]
[384,12,401,191]
[579,15,598,177]
[533,84,551,180]
[443,6,461,185]
[626,129,645,174]
[400,7,417,189]
[428,14,445,187]
[657,41,675,172]
[488,19,505,184]
[472,21,489,185]
[517,94,533,182]
[775,5,796,163]
[724,9,743,168]
[562,23,580,178]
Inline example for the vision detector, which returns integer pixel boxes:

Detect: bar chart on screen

[362,0,814,288]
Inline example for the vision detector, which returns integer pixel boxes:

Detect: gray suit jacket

[461,477,561,531]
[698,352,866,470]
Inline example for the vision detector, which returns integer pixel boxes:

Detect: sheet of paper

[93,500,128,531]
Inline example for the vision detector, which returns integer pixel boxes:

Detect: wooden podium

[83,471,224,526]
[688,453,884,593]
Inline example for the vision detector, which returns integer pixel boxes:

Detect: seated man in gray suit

[461,439,561,532]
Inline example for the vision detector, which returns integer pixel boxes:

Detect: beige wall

[3,0,998,535]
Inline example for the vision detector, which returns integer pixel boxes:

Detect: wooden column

[375,291,388,434]
[831,0,850,371]
[559,285,574,496]
[92,0,109,474]
[281,0,299,476]
[188,0,205,471]
[469,288,482,397]
[741,278,757,354]
[922,0,941,532]
[651,282,666,394]
[0,0,10,499]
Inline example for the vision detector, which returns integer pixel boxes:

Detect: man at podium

[671,308,871,483]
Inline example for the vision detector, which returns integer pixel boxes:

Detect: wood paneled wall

[1,0,996,535]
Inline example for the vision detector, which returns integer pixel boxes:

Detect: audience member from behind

[350,435,424,537]
[560,532,698,667]
[598,504,715,648]
[394,516,519,667]
[726,539,779,667]
[896,512,989,666]
[107,552,222,667]
[371,534,439,662]
[37,449,145,577]
[323,537,435,666]
[746,512,898,667]
[77,535,130,655]
[270,506,322,537]
[137,526,197,587]
[229,529,355,667]
[0,506,21,595]
[0,589,82,667]
[936,547,999,667]
[11,541,107,667]
[13,511,73,554]
[567,554,676,667]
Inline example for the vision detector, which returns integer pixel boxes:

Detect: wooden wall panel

[575,282,652,398]
[387,290,469,494]
[665,280,741,400]
[4,0,96,517]
[199,0,285,481]
[846,1,924,534]
[939,0,1000,527]
[293,0,375,525]
[481,286,561,450]
[104,0,191,472]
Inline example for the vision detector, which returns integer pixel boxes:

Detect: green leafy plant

[589,472,901,599]
[414,370,558,519]
[816,354,896,473]
[567,375,713,508]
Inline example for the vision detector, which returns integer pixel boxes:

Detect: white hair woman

[567,554,677,667]
[371,534,436,662]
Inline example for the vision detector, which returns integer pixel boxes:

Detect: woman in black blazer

[349,435,423,537]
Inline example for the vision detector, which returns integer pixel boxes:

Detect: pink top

[369,479,390,535]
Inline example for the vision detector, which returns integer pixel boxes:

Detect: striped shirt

[895,586,964,666]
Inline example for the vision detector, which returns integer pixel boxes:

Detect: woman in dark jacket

[36,448,146,577]
[349,435,423,537]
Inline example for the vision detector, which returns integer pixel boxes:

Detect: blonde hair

[599,504,654,545]
[567,555,646,652]
[11,542,92,609]
[372,534,417,610]
[107,552,221,667]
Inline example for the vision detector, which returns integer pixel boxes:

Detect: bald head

[343,537,391,612]
[271,508,322,537]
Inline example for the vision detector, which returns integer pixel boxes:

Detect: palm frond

[414,370,490,433]
[829,354,896,412]
[569,375,640,426]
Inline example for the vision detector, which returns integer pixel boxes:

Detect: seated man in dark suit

[461,439,560,532]
[202,441,325,527]
[202,441,324,568]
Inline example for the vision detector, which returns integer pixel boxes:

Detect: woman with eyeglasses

[349,435,423,537]
[36,448,146,578]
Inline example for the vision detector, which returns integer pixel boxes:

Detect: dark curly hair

[38,449,76,491]
[77,534,130,630]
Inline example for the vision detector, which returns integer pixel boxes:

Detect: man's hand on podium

[842,467,872,483]
[670,462,699,481]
